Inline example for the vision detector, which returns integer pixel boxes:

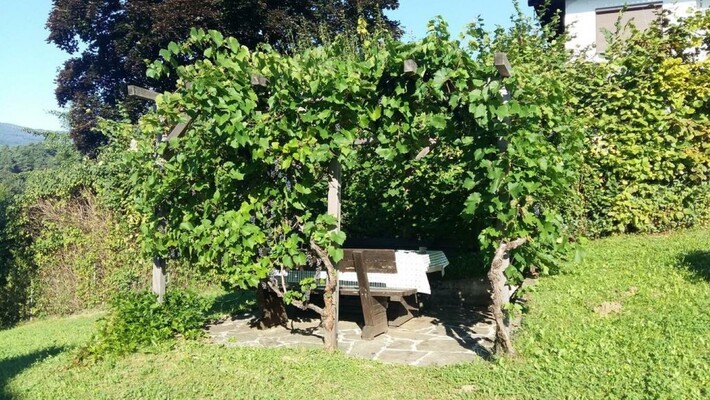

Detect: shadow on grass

[207,290,256,320]
[426,306,495,361]
[678,251,710,282]
[0,346,65,400]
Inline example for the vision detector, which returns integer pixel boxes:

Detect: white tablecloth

[335,250,448,295]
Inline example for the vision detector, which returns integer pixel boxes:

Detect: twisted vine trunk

[488,238,526,355]
[267,242,339,352]
[312,242,339,352]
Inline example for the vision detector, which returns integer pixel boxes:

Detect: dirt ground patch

[594,301,623,317]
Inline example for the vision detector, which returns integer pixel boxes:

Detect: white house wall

[565,0,708,55]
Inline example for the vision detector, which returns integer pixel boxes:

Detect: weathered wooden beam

[127,85,159,101]
[327,159,342,230]
[403,59,418,75]
[494,52,513,78]
[327,159,342,342]
[353,138,377,146]
[251,74,268,88]
[414,147,431,161]
[128,82,169,303]
[414,138,438,161]
[152,256,166,303]
[166,116,193,140]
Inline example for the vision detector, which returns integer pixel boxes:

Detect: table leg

[387,294,418,327]
[360,296,389,340]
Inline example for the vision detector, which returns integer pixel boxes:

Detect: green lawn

[2,228,709,399]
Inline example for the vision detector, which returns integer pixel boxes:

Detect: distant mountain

[0,123,45,146]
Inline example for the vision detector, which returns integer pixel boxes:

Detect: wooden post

[126,84,180,303]
[495,53,512,152]
[327,159,342,229]
[152,135,168,304]
[127,85,159,101]
[327,159,342,347]
[152,256,166,303]
[403,59,418,75]
[494,52,513,78]
[489,52,519,354]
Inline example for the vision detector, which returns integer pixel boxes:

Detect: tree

[47,0,401,155]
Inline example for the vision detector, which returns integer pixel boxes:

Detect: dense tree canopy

[47,0,401,154]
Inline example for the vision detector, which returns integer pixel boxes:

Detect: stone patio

[208,305,496,366]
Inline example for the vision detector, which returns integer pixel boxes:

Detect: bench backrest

[337,249,397,274]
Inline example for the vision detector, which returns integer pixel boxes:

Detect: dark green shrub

[80,290,209,359]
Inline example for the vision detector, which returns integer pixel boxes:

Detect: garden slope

[1,228,708,399]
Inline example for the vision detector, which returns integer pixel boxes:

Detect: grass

[1,228,709,399]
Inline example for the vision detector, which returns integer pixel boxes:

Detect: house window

[596,2,663,53]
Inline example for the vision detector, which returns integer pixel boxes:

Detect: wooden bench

[338,249,419,340]
[257,249,419,340]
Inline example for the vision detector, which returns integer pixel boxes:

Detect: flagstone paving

[208,306,495,366]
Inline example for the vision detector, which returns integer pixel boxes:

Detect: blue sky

[387,0,533,41]
[0,1,533,131]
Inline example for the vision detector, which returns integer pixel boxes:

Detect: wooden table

[261,249,448,340]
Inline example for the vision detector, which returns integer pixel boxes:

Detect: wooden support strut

[489,52,520,354]
[494,52,513,78]
[327,159,342,345]
[127,85,159,101]
[414,138,438,161]
[352,251,389,340]
[403,59,418,75]
[127,84,192,141]
[251,74,268,88]
[166,118,193,141]
[126,84,180,303]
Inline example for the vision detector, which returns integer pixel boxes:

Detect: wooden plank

[327,160,342,229]
[327,159,342,341]
[360,297,389,340]
[152,256,166,303]
[166,116,193,140]
[494,52,513,78]
[339,287,417,297]
[127,85,159,101]
[353,251,389,340]
[387,295,417,327]
[338,249,397,273]
[354,251,373,322]
[251,74,268,87]
[403,59,418,75]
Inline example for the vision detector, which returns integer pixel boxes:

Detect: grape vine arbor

[125,26,579,354]
[132,54,519,354]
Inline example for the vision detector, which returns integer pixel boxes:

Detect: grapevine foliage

[114,16,582,289]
